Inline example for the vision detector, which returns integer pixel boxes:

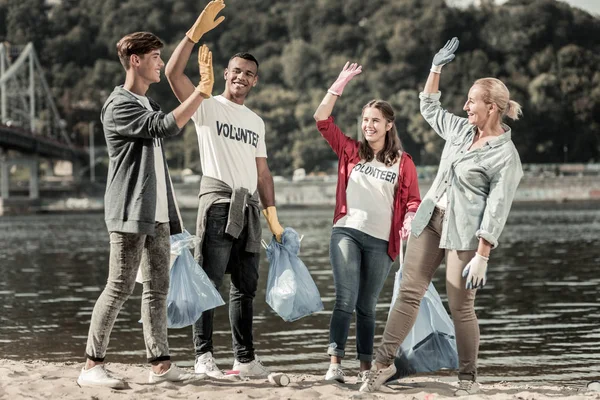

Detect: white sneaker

[454,380,480,396]
[195,352,224,378]
[232,356,270,378]
[588,381,600,391]
[357,370,369,384]
[149,364,207,384]
[358,364,397,392]
[324,364,345,383]
[77,365,126,389]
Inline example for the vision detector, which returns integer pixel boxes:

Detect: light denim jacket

[412,91,523,250]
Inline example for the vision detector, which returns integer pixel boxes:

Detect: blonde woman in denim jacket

[361,37,524,395]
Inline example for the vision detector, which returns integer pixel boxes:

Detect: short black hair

[229,52,259,70]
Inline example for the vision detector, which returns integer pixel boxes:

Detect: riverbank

[1,175,600,215]
[0,359,597,400]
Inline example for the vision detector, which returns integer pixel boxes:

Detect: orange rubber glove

[262,206,284,243]
[195,44,213,98]
[186,0,226,43]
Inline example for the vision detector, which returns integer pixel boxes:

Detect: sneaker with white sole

[232,356,270,378]
[324,363,345,383]
[195,352,225,378]
[357,370,369,384]
[77,365,126,389]
[149,364,207,384]
[454,380,480,396]
[358,364,397,392]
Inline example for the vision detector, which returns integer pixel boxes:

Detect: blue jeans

[328,227,393,362]
[192,203,260,363]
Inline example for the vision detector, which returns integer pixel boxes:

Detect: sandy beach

[0,359,598,400]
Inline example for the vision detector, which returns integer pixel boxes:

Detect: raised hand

[186,0,226,43]
[431,37,459,73]
[328,62,362,96]
[196,44,214,98]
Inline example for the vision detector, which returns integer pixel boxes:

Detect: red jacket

[317,116,421,261]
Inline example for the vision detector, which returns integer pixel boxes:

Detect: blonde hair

[474,78,523,121]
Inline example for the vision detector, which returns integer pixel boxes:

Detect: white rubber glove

[461,253,488,289]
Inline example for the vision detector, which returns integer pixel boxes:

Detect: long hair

[474,78,523,121]
[359,100,402,167]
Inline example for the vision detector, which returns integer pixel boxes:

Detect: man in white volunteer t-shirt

[165,0,283,379]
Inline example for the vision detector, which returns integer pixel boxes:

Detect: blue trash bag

[265,227,324,322]
[387,264,459,380]
[166,230,225,329]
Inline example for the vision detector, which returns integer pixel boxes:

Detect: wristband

[430,64,442,74]
[475,252,489,261]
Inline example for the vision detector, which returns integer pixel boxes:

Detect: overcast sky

[449,0,600,16]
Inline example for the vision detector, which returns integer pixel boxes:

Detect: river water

[1,202,599,384]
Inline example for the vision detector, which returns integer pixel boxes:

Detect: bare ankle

[374,361,388,370]
[85,360,102,370]
[151,360,171,374]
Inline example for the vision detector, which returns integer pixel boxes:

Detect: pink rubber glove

[400,211,415,241]
[328,62,362,96]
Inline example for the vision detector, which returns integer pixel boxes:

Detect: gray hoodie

[101,86,183,236]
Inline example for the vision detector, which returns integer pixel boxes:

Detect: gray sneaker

[357,370,369,384]
[149,364,207,384]
[454,380,480,396]
[232,356,270,378]
[358,364,397,392]
[77,365,126,389]
[195,352,224,378]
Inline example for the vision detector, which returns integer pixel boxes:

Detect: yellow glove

[186,0,226,43]
[262,206,284,243]
[195,44,213,98]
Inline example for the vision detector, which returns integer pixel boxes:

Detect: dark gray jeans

[192,203,259,363]
[85,222,171,363]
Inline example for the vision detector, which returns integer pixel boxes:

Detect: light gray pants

[85,222,171,363]
[375,208,479,381]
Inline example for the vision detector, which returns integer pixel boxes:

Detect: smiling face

[361,106,392,149]
[463,84,494,128]
[134,50,164,84]
[223,57,258,103]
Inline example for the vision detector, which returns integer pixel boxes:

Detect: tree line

[1,0,599,177]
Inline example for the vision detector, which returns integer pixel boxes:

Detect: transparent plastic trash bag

[387,251,459,379]
[139,230,225,329]
[265,228,324,322]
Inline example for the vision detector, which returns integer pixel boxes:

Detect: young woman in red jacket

[313,62,421,383]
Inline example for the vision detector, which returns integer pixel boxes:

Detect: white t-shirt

[192,95,267,195]
[127,90,169,223]
[334,158,400,241]
[436,191,448,209]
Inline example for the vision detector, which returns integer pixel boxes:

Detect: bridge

[0,42,90,211]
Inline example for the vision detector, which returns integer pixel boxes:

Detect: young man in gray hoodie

[77,31,215,389]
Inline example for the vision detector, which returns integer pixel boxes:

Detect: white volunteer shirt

[334,158,400,241]
[192,95,267,195]
[126,90,169,223]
